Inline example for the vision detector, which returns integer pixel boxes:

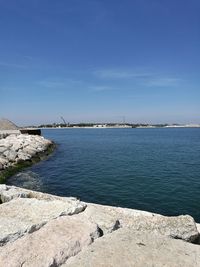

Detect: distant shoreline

[37,125,200,129]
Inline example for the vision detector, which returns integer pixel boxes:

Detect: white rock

[0,134,53,169]
[64,228,200,267]
[3,150,17,162]
[36,145,45,152]
[0,197,86,245]
[0,184,8,194]
[196,223,200,233]
[0,185,80,203]
[0,214,100,267]
[17,151,31,161]
[23,147,37,157]
[0,187,29,202]
[83,203,199,242]
[11,142,23,152]
[0,147,8,153]
[0,157,9,165]
[0,142,12,150]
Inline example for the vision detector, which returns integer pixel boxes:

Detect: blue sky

[0,0,199,125]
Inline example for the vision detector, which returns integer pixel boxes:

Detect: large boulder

[16,150,31,161]
[11,142,23,152]
[0,214,100,267]
[82,203,154,234]
[3,150,17,162]
[63,228,200,267]
[0,147,8,153]
[0,197,86,245]
[0,157,9,166]
[197,223,200,234]
[83,203,199,242]
[0,185,30,202]
[0,185,80,203]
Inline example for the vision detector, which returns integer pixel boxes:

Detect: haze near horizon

[0,0,199,126]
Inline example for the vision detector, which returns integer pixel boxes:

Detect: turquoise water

[8,128,200,222]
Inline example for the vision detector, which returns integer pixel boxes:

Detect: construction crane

[60,116,67,125]
[122,116,126,125]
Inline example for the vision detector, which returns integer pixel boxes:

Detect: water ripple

[8,128,200,222]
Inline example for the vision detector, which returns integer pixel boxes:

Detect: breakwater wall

[0,132,54,182]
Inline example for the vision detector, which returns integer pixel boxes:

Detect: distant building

[93,124,107,128]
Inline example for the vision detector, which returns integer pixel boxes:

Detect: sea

[7,128,200,222]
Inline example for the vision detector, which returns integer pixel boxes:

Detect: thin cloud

[0,61,26,69]
[23,55,34,61]
[145,77,181,87]
[38,80,66,88]
[38,78,83,89]
[94,69,153,79]
[94,68,181,88]
[90,85,114,92]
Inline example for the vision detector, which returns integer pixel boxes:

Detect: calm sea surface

[7,128,200,222]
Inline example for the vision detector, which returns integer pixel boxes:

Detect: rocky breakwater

[0,134,54,182]
[0,185,199,266]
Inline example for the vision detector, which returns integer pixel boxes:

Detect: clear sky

[0,0,199,126]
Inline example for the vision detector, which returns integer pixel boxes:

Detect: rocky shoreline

[0,185,199,266]
[0,133,54,182]
[0,132,200,266]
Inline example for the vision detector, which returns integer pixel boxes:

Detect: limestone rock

[196,223,200,244]
[0,140,12,150]
[0,197,86,245]
[23,147,38,157]
[83,203,199,242]
[11,142,23,152]
[16,151,31,161]
[0,214,100,267]
[0,146,8,153]
[0,157,9,165]
[0,184,7,193]
[63,228,200,267]
[3,150,17,162]
[0,185,31,203]
[0,185,80,203]
[0,187,29,202]
[128,214,199,242]
[82,203,125,234]
[197,223,200,234]
[0,133,9,140]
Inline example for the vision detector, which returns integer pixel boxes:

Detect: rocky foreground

[0,185,199,267]
[0,134,54,180]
